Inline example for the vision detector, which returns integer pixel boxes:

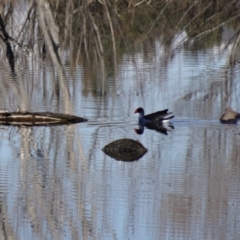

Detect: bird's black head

[134,107,144,114]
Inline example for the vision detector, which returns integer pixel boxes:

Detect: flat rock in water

[102,138,148,161]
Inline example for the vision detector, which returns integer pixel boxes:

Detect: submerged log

[0,111,87,126]
[102,138,148,162]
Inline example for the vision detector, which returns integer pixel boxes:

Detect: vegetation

[0,1,238,64]
[0,0,239,95]
[48,0,240,60]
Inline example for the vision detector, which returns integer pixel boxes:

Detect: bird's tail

[162,114,174,122]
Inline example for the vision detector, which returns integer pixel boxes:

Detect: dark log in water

[0,111,87,126]
[102,138,148,161]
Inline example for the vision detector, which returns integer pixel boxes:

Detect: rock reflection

[102,138,147,161]
[134,122,174,135]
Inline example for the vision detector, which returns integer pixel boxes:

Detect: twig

[141,0,172,43]
[189,13,240,42]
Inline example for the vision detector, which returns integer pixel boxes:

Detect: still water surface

[1,41,240,240]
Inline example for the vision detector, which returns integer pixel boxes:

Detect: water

[1,2,240,240]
